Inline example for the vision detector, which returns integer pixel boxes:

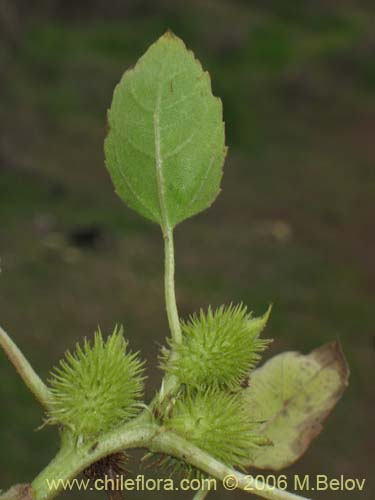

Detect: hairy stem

[158,226,184,401]
[151,431,311,500]
[32,423,159,500]
[163,226,182,344]
[0,326,50,408]
[22,422,312,500]
[192,489,210,500]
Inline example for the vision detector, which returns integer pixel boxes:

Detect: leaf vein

[163,81,204,111]
[112,140,158,221]
[153,58,169,229]
[259,354,343,432]
[163,100,210,161]
[122,133,155,159]
[185,122,222,210]
[129,81,154,113]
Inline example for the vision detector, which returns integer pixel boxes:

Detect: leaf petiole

[163,226,182,345]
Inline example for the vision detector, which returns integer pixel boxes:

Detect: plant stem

[28,422,312,500]
[192,489,210,500]
[32,423,159,500]
[151,431,312,500]
[163,226,182,344]
[158,225,184,400]
[0,325,50,408]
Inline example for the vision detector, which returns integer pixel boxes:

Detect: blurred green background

[0,1,373,499]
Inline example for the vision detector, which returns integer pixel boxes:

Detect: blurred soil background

[0,0,374,498]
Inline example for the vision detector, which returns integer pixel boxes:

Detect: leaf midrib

[153,59,170,232]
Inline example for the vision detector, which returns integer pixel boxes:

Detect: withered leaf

[243,342,349,470]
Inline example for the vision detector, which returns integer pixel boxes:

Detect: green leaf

[243,342,349,470]
[105,32,226,230]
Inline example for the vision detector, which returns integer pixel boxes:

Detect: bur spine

[162,304,271,390]
[47,326,144,439]
[165,389,264,469]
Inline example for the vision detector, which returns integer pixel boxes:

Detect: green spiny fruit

[162,304,271,390]
[165,389,264,469]
[47,326,144,439]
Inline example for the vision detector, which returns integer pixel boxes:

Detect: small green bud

[47,326,144,439]
[165,389,263,469]
[162,304,271,390]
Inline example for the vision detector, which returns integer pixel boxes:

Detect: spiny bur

[165,389,265,469]
[162,304,271,390]
[47,326,144,439]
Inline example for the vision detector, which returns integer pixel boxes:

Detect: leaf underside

[244,341,349,470]
[105,31,226,230]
